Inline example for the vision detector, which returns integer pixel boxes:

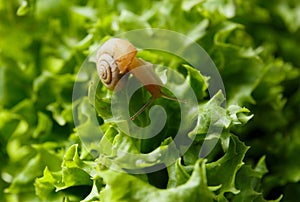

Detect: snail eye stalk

[130,97,155,121]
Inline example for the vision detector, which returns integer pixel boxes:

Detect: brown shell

[96,38,137,74]
[96,53,120,89]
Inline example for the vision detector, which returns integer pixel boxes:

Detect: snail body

[96,38,180,120]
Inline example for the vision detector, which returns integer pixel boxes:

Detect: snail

[96,38,182,120]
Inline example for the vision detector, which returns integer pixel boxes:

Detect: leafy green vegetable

[1,0,299,201]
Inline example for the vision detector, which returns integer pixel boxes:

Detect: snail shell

[96,38,137,90]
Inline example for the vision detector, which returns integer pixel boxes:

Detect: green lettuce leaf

[1,0,299,201]
[98,159,215,202]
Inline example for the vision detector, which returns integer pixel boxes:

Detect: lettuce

[1,0,299,201]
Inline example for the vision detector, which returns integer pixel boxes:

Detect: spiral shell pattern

[96,53,120,90]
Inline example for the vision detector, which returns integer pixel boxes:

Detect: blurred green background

[1,0,300,201]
